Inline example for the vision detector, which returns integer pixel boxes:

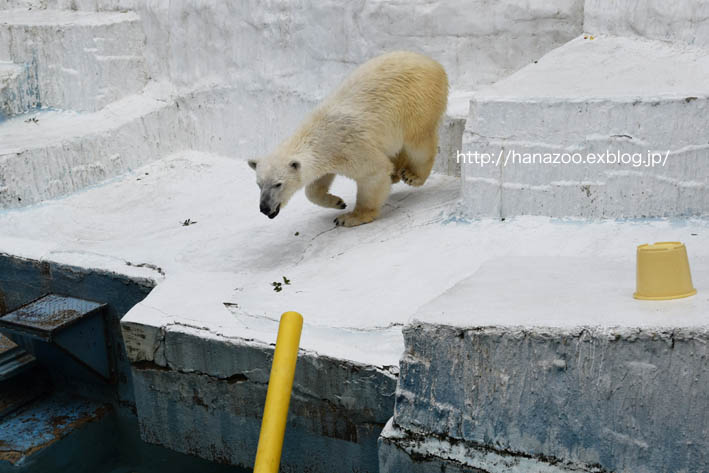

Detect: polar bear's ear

[247,159,258,170]
[289,160,301,171]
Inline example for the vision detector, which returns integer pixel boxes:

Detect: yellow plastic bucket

[634,241,697,300]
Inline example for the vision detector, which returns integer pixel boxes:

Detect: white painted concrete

[414,256,709,329]
[473,36,709,100]
[0,82,180,207]
[584,0,709,48]
[0,0,584,210]
[0,2,706,469]
[0,9,148,111]
[133,0,583,96]
[1,151,708,368]
[0,60,38,118]
[462,35,709,218]
[380,419,593,473]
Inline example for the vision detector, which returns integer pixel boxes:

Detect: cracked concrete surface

[383,257,709,472]
[1,150,708,369]
[1,150,708,472]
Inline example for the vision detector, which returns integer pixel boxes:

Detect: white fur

[249,51,448,227]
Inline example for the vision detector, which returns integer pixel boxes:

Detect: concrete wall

[585,0,709,48]
[0,0,585,209]
[134,0,584,94]
[123,322,397,472]
[388,323,709,473]
[0,62,39,119]
[1,0,585,95]
[0,10,148,112]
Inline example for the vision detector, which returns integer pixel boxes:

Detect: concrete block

[0,62,39,119]
[389,257,709,473]
[379,419,587,473]
[434,116,465,177]
[0,86,181,209]
[134,1,583,93]
[462,35,709,218]
[126,323,397,472]
[0,9,148,111]
[584,0,709,48]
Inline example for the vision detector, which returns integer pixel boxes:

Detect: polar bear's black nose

[260,202,280,219]
[260,202,270,215]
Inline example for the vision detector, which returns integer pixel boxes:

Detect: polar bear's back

[324,51,448,141]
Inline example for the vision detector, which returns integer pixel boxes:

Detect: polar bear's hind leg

[334,152,393,227]
[390,148,408,183]
[399,130,438,187]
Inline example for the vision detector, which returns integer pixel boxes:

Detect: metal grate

[0,294,111,380]
[0,294,105,340]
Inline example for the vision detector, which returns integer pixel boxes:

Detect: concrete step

[432,92,472,177]
[382,255,709,473]
[434,116,466,177]
[585,0,709,49]
[0,9,148,112]
[0,334,35,382]
[0,78,469,209]
[0,393,113,470]
[0,84,181,209]
[0,1,131,9]
[0,367,48,419]
[0,61,39,119]
[462,35,709,218]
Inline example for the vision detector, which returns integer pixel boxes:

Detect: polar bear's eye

[274,183,282,188]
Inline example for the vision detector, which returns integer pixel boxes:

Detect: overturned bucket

[634,241,697,300]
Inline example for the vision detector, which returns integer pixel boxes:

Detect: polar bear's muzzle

[259,179,289,219]
[260,199,280,219]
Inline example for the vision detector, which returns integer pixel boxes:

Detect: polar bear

[248,51,448,227]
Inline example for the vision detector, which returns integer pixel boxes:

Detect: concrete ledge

[390,257,709,473]
[434,115,466,177]
[584,0,709,49]
[0,85,180,209]
[0,394,111,470]
[2,148,708,471]
[0,9,148,111]
[0,78,466,208]
[379,419,598,473]
[0,62,38,119]
[123,322,396,472]
[462,35,709,218]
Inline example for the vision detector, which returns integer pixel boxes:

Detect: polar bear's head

[247,155,303,219]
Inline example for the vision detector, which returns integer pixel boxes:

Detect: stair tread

[0,392,109,465]
[0,9,139,27]
[0,368,49,419]
[0,85,170,155]
[474,35,709,101]
[0,62,22,80]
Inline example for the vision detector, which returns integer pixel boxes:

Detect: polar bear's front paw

[316,194,346,209]
[399,168,425,187]
[324,195,347,209]
[334,210,376,227]
[334,197,347,210]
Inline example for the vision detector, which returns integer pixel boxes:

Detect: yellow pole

[253,311,304,473]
